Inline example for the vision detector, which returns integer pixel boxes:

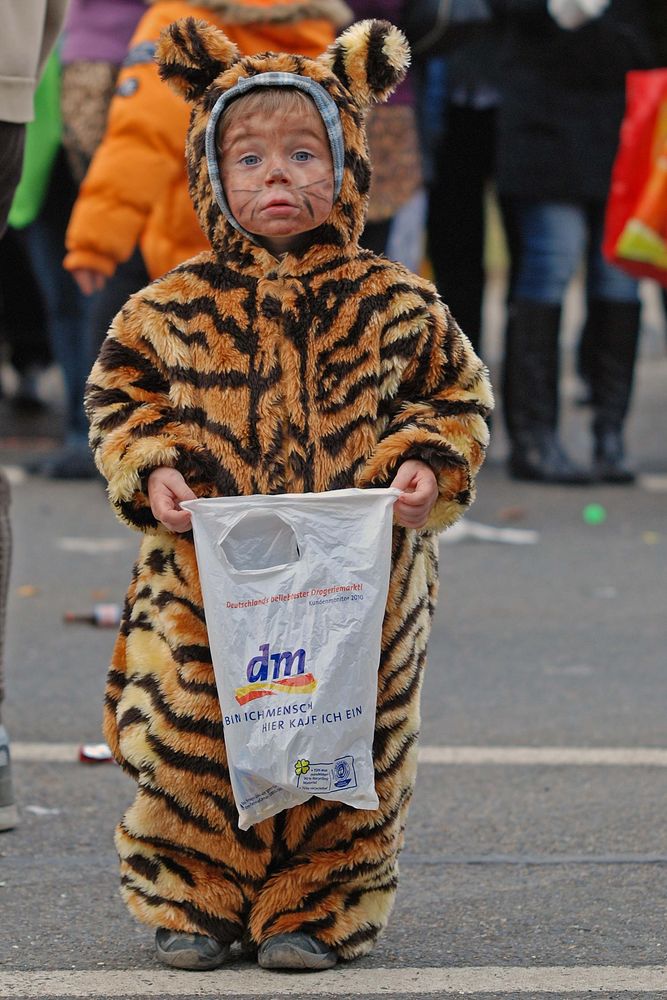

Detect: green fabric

[8,51,62,230]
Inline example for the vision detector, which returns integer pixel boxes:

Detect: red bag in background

[603,69,667,286]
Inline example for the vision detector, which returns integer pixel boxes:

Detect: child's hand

[390,460,439,529]
[71,267,108,296]
[148,467,197,532]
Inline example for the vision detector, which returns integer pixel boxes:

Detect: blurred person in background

[0,0,67,231]
[425,20,504,356]
[22,147,97,478]
[347,0,425,266]
[0,227,52,411]
[12,44,101,480]
[494,0,664,485]
[25,0,148,479]
[3,49,62,416]
[578,0,667,396]
[60,0,148,186]
[63,1,351,297]
[0,0,69,832]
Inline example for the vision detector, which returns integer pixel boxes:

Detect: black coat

[493,0,658,202]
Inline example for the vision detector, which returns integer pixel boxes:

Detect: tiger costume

[85,16,493,960]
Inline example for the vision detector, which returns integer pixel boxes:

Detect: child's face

[220,102,335,255]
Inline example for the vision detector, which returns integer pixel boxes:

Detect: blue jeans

[25,151,149,440]
[24,150,91,438]
[512,200,639,305]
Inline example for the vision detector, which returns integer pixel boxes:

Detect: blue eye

[241,154,260,166]
[293,151,313,162]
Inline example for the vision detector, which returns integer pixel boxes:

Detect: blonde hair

[217,87,319,151]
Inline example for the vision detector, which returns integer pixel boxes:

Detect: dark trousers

[359,218,392,257]
[0,122,25,238]
[0,469,9,717]
[25,150,149,437]
[427,104,498,353]
[23,150,90,436]
[89,247,150,359]
[0,228,51,374]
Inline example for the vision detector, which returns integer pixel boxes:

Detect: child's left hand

[390,459,439,529]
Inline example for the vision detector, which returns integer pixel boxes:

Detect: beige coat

[0,0,69,122]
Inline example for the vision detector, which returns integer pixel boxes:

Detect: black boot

[575,312,595,407]
[594,427,635,484]
[502,300,591,484]
[588,300,641,484]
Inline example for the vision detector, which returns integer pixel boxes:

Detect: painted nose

[266,166,289,184]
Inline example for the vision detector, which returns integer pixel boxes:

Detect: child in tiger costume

[85,15,493,972]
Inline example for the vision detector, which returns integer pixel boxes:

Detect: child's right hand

[147,467,197,532]
[70,267,108,296]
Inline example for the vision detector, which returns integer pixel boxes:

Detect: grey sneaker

[258,932,338,971]
[155,928,230,970]
[0,725,18,832]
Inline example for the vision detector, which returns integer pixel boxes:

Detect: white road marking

[11,743,667,767]
[0,464,27,485]
[640,473,667,493]
[403,851,667,866]
[417,746,667,766]
[56,537,132,553]
[441,519,539,545]
[1,966,667,996]
[12,743,80,762]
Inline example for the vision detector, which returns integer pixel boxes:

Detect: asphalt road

[0,287,666,998]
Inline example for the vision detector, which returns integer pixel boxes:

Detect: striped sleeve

[84,294,219,532]
[358,293,494,532]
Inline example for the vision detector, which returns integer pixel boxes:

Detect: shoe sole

[509,467,592,485]
[155,944,230,971]
[258,942,337,971]
[595,469,636,485]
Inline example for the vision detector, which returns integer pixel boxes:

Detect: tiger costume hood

[85,16,493,963]
[156,16,409,259]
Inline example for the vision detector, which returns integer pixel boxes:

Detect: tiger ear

[156,17,240,102]
[321,19,410,109]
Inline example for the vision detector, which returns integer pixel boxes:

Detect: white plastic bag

[181,488,398,830]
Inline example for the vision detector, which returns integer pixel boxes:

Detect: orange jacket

[64,0,349,280]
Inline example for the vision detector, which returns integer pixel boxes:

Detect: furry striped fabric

[85,17,493,960]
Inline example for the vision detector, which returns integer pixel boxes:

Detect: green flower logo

[294,759,310,776]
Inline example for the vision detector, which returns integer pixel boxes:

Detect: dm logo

[235,643,317,706]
